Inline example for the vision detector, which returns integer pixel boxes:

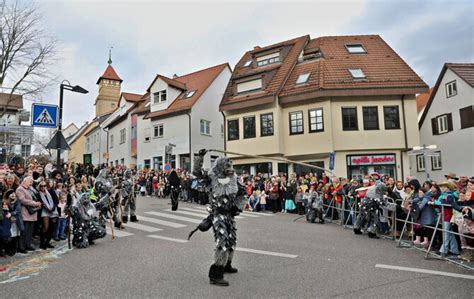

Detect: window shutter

[459,105,474,129]
[431,118,438,135]
[447,113,453,132]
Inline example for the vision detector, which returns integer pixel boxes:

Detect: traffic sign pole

[56,85,64,169]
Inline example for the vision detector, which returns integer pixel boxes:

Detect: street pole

[422,145,430,180]
[56,84,64,169]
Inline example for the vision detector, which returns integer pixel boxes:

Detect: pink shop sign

[349,154,396,166]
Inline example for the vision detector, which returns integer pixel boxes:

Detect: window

[243,116,256,139]
[110,134,114,148]
[144,128,151,142]
[21,145,30,157]
[348,68,366,79]
[346,44,367,54]
[256,52,280,67]
[296,73,310,84]
[86,137,91,152]
[431,114,453,135]
[362,106,379,130]
[200,119,211,135]
[120,158,124,165]
[445,80,457,98]
[260,113,274,136]
[289,111,304,135]
[227,119,239,141]
[342,107,358,131]
[416,155,425,172]
[431,152,442,170]
[383,106,400,129]
[153,156,163,170]
[153,124,164,138]
[120,128,126,144]
[459,105,474,129]
[437,115,449,134]
[153,90,167,103]
[309,108,324,133]
[237,78,262,94]
[243,60,252,67]
[183,90,196,99]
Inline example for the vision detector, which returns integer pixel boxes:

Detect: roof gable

[419,63,474,128]
[144,63,230,119]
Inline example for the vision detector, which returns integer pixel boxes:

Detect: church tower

[95,50,122,117]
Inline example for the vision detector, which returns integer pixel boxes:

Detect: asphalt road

[1,196,473,298]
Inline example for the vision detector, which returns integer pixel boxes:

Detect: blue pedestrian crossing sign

[31,103,58,127]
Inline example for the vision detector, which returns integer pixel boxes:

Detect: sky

[24,0,474,129]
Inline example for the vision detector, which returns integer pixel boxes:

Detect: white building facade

[414,63,474,181]
[137,63,231,171]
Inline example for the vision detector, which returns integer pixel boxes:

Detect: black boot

[368,232,379,239]
[40,235,47,250]
[114,221,122,228]
[122,216,128,223]
[353,228,362,235]
[209,265,229,286]
[130,215,138,222]
[224,261,238,273]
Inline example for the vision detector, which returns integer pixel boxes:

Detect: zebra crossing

[105,205,273,241]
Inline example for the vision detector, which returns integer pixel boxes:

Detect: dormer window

[296,73,310,84]
[243,60,252,67]
[300,47,323,62]
[183,90,196,99]
[153,90,167,103]
[237,78,262,94]
[256,52,280,67]
[346,44,367,54]
[349,68,366,79]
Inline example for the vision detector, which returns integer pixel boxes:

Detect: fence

[318,196,474,270]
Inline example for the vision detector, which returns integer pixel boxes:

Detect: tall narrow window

[308,108,324,133]
[260,113,274,136]
[227,119,239,141]
[342,107,358,131]
[363,106,379,130]
[110,134,114,148]
[200,119,211,135]
[243,116,256,139]
[289,111,304,135]
[383,106,400,129]
[416,155,425,172]
[431,152,442,170]
[120,128,126,144]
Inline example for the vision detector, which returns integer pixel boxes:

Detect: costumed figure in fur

[71,193,106,248]
[121,169,138,223]
[189,149,246,287]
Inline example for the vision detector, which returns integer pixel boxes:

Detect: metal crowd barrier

[318,196,473,270]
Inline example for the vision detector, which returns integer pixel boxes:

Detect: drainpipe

[103,127,109,166]
[400,95,408,180]
[220,111,227,153]
[186,112,192,170]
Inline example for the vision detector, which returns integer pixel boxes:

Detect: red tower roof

[97,65,122,84]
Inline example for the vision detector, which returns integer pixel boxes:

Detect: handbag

[27,205,40,215]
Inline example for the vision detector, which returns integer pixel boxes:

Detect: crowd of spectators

[2,161,473,272]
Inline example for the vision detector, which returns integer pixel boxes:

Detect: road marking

[138,215,187,228]
[375,264,474,280]
[124,222,163,232]
[236,247,298,259]
[192,206,208,211]
[145,211,201,223]
[180,207,209,214]
[148,235,188,243]
[239,212,261,218]
[164,209,245,219]
[106,227,134,237]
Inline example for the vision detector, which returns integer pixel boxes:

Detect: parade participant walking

[168,169,181,211]
[121,169,138,223]
[192,149,246,286]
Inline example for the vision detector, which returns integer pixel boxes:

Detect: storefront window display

[346,154,396,180]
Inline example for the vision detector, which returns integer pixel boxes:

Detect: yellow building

[220,35,428,180]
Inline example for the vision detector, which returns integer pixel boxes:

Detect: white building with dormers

[135,63,231,171]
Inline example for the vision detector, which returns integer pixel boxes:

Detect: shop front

[346,153,397,180]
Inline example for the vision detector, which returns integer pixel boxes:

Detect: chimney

[254,46,261,50]
[173,74,178,79]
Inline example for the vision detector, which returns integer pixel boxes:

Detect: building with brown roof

[414,63,474,182]
[136,63,231,170]
[221,34,428,179]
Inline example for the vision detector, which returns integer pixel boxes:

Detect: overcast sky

[32,0,473,128]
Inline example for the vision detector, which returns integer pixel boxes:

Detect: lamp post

[57,81,88,169]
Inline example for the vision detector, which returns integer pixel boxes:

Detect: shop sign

[348,154,396,166]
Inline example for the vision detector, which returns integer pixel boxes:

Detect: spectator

[412,188,436,249]
[16,176,41,253]
[433,181,459,256]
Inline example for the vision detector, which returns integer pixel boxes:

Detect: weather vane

[108,46,113,65]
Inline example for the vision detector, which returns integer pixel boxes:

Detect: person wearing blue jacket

[412,188,436,249]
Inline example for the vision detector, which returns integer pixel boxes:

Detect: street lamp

[57,80,88,169]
